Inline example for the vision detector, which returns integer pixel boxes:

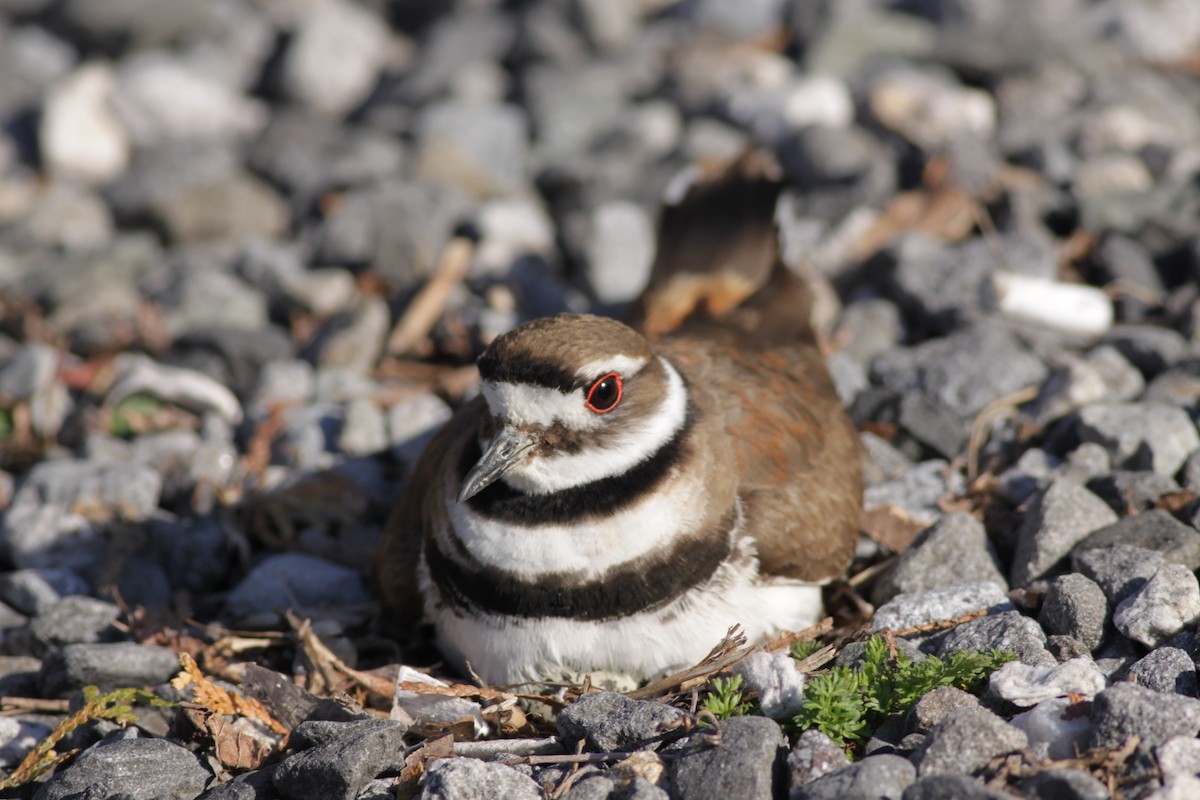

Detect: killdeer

[373,152,863,684]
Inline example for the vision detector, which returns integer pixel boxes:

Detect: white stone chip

[1113,563,1200,647]
[40,62,131,184]
[1009,697,1093,761]
[988,271,1113,338]
[988,657,1107,707]
[734,650,806,720]
[106,353,243,424]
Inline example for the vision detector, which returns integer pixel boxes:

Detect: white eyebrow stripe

[575,354,648,381]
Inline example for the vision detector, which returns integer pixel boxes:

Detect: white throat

[481,356,689,495]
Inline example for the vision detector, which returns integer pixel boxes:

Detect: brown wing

[371,395,486,626]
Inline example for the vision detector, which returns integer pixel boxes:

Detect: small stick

[386,237,475,356]
[0,697,70,713]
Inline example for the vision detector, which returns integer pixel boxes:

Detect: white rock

[392,665,488,737]
[869,68,995,148]
[988,657,1106,707]
[734,650,806,720]
[871,581,1011,632]
[1113,563,1200,647]
[1143,775,1200,800]
[782,75,854,130]
[1009,697,1093,761]
[283,0,391,116]
[106,353,243,424]
[1158,736,1200,783]
[475,198,556,276]
[586,200,655,304]
[39,62,130,184]
[112,52,267,147]
[988,271,1113,338]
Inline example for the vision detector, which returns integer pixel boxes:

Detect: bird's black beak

[457,426,535,503]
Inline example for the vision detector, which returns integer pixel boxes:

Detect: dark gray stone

[1093,237,1165,323]
[1102,325,1190,377]
[787,728,850,787]
[33,736,212,800]
[418,757,542,800]
[39,642,180,697]
[272,719,408,800]
[1018,768,1109,800]
[1038,573,1108,652]
[1076,402,1200,477]
[1046,635,1093,663]
[793,753,915,800]
[1071,544,1167,603]
[1009,481,1118,588]
[1073,509,1200,570]
[872,513,1007,605]
[1086,472,1180,514]
[556,692,683,753]
[1126,647,1199,696]
[1089,683,1200,749]
[937,612,1054,667]
[198,766,280,799]
[670,716,786,800]
[911,707,1027,776]
[906,686,983,734]
[223,553,371,623]
[901,774,1011,800]
[29,595,121,653]
[895,392,966,459]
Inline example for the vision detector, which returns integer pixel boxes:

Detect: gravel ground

[2,0,1200,798]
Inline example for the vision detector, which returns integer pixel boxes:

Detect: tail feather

[627,149,814,346]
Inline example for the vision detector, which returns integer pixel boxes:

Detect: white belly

[420,541,824,684]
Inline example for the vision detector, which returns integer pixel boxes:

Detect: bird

[372,150,863,685]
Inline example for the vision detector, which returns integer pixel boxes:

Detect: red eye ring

[585,373,623,414]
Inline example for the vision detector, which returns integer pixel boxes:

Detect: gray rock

[1144,370,1200,410]
[1018,768,1109,800]
[223,553,371,623]
[308,295,390,375]
[872,513,1007,605]
[901,774,1012,800]
[1113,563,1200,647]
[1073,510,1200,570]
[39,642,180,696]
[197,766,279,799]
[1089,682,1200,749]
[670,716,787,800]
[870,323,1048,418]
[1032,347,1145,423]
[1102,326,1190,378]
[415,100,528,199]
[525,63,627,161]
[282,0,390,117]
[0,569,90,616]
[33,736,212,800]
[1046,635,1093,663]
[837,299,905,368]
[29,595,120,652]
[556,692,683,752]
[150,171,289,244]
[871,581,1012,632]
[860,431,914,487]
[863,459,963,526]
[937,612,1055,667]
[787,728,850,787]
[418,757,542,800]
[0,656,43,698]
[585,200,656,305]
[1039,573,1109,651]
[906,686,982,734]
[1127,647,1198,696]
[1009,481,1118,588]
[272,719,407,800]
[1072,544,1168,603]
[895,393,967,459]
[337,398,388,457]
[1076,402,1200,477]
[793,753,915,800]
[911,707,1027,776]
[389,393,454,469]
[1086,472,1181,514]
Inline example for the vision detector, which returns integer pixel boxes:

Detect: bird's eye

[585,373,623,413]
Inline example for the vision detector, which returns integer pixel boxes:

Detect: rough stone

[670,716,787,800]
[1112,563,1200,647]
[937,612,1055,667]
[986,658,1106,706]
[1038,573,1109,651]
[901,774,1012,800]
[1156,735,1200,783]
[272,719,408,800]
[1076,402,1200,477]
[34,736,212,800]
[872,582,1013,632]
[793,753,914,800]
[1009,481,1118,588]
[872,513,1007,605]
[223,554,371,623]
[906,686,982,734]
[39,642,180,697]
[1018,768,1110,800]
[911,707,1027,776]
[417,757,542,800]
[1071,544,1167,604]
[1127,647,1199,696]
[787,729,850,787]
[1089,683,1200,748]
[1073,510,1200,570]
[556,692,683,753]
